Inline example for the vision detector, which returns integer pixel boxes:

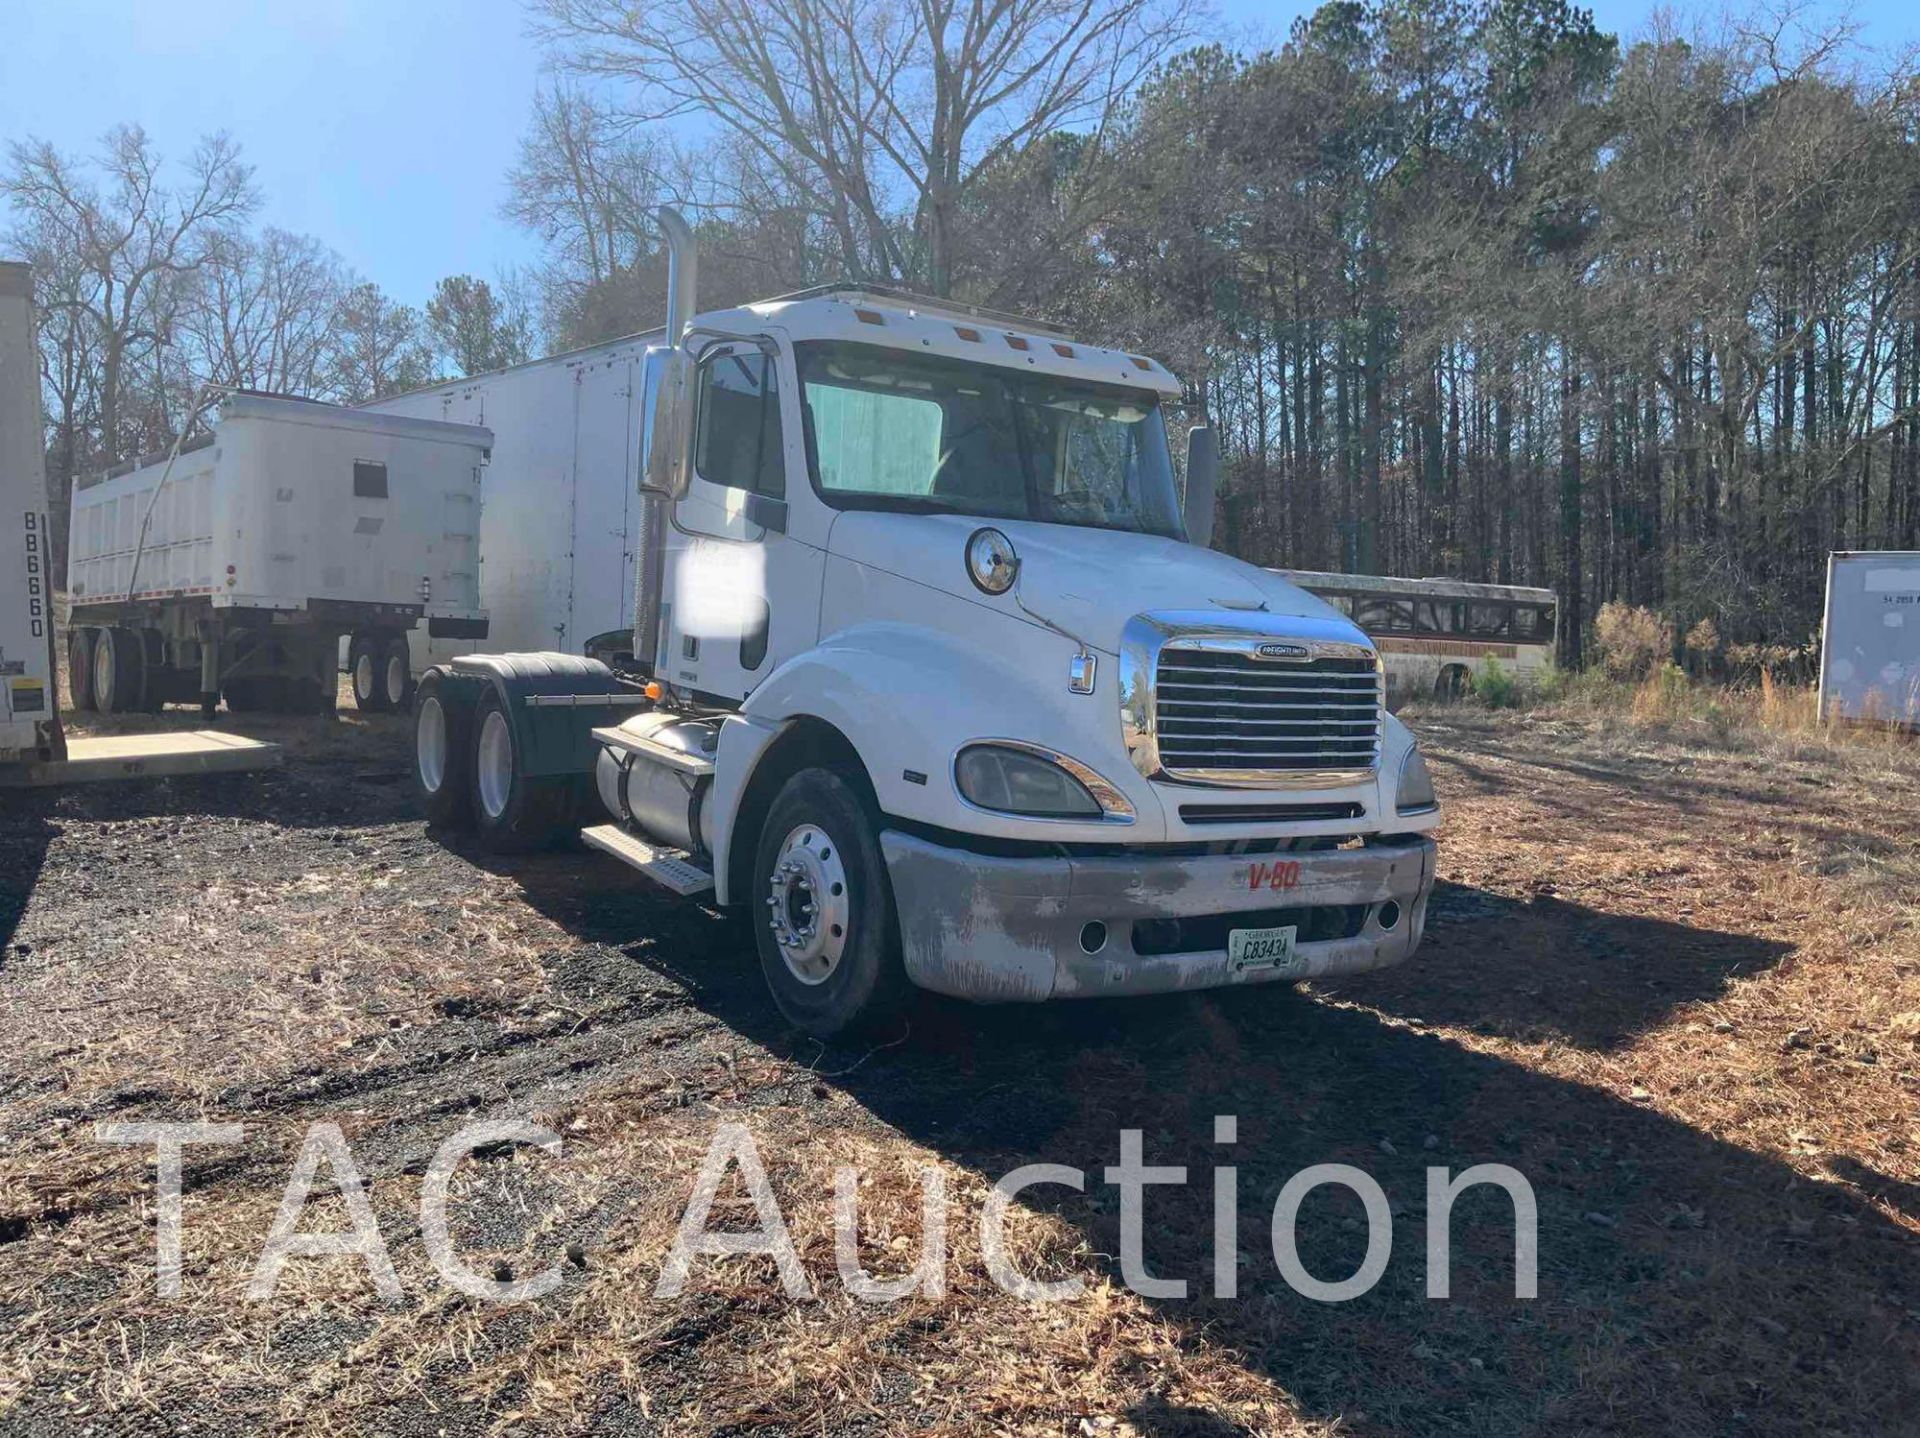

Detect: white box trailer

[0,261,63,766]
[1820,550,1920,731]
[368,334,659,671]
[67,394,492,716]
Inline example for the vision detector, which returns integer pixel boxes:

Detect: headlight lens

[965,526,1019,595]
[956,744,1102,818]
[1396,746,1438,815]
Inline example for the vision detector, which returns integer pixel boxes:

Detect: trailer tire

[468,686,569,852]
[350,634,391,713]
[751,767,909,1041]
[93,627,145,716]
[68,628,96,712]
[381,635,415,711]
[137,628,167,712]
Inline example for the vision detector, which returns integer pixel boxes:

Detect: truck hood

[826,511,1352,652]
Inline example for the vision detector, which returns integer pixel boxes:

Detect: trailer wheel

[67,628,96,711]
[751,767,909,1041]
[350,634,391,713]
[381,635,415,711]
[468,686,569,852]
[413,669,474,827]
[93,627,145,716]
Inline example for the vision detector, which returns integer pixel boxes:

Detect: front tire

[413,669,473,828]
[751,767,908,1041]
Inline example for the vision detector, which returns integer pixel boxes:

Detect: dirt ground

[0,694,1916,1436]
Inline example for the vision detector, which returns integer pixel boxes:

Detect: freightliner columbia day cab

[412,211,1441,1038]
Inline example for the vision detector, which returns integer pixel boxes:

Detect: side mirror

[1184,424,1218,549]
[641,346,692,499]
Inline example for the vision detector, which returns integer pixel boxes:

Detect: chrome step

[591,725,716,776]
[581,824,715,896]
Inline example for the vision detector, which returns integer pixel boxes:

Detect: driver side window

[694,349,785,498]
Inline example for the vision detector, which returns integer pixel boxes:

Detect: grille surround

[1120,612,1383,790]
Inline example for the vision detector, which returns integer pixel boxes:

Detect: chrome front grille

[1151,645,1381,783]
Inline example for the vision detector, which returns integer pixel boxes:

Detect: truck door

[663,338,823,700]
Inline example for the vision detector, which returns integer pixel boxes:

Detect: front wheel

[751,767,908,1041]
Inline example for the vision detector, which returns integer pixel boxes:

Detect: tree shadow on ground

[505,856,1920,1437]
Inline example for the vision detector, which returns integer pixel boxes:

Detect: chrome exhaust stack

[659,206,697,347]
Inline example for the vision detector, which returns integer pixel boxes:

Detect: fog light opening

[1079,921,1109,955]
[1377,900,1402,932]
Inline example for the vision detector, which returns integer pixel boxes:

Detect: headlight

[954,743,1133,821]
[965,526,1019,595]
[1396,746,1438,815]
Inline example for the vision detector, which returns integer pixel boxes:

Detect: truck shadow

[504,860,1916,1436]
[0,795,54,958]
[1330,878,1793,1051]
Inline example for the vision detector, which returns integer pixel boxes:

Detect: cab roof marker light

[1005,334,1031,351]
[954,326,982,342]
[1129,355,1153,371]
[1051,342,1075,358]
[854,308,886,325]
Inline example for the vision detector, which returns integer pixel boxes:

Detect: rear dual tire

[92,627,155,715]
[67,628,96,711]
[351,633,414,713]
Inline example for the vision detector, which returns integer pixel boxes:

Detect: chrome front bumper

[880,831,1436,1003]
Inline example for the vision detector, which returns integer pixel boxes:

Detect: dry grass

[1,697,1917,1434]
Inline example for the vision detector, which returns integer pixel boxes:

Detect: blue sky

[2,0,1914,311]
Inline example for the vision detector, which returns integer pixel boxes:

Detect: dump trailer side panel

[0,261,62,765]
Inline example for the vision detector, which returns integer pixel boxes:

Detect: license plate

[1227,924,1301,975]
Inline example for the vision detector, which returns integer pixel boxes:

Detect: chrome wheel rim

[385,652,407,705]
[417,695,447,794]
[354,653,374,701]
[477,709,513,820]
[766,823,850,986]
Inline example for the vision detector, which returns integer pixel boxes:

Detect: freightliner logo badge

[1253,642,1310,660]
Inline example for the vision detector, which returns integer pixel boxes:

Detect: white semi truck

[1,262,64,768]
[411,212,1441,1038]
[66,394,492,717]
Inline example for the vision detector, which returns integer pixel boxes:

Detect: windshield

[795,341,1184,538]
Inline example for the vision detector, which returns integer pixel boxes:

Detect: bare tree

[179,227,348,396]
[532,0,1195,295]
[2,126,256,462]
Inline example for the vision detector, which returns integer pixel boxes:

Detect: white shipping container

[1820,550,1920,731]
[0,261,61,763]
[369,334,659,669]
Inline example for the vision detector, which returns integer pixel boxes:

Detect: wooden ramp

[0,730,282,788]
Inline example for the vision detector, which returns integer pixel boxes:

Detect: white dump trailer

[1820,551,1920,731]
[0,261,63,767]
[369,336,655,670]
[66,395,492,717]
